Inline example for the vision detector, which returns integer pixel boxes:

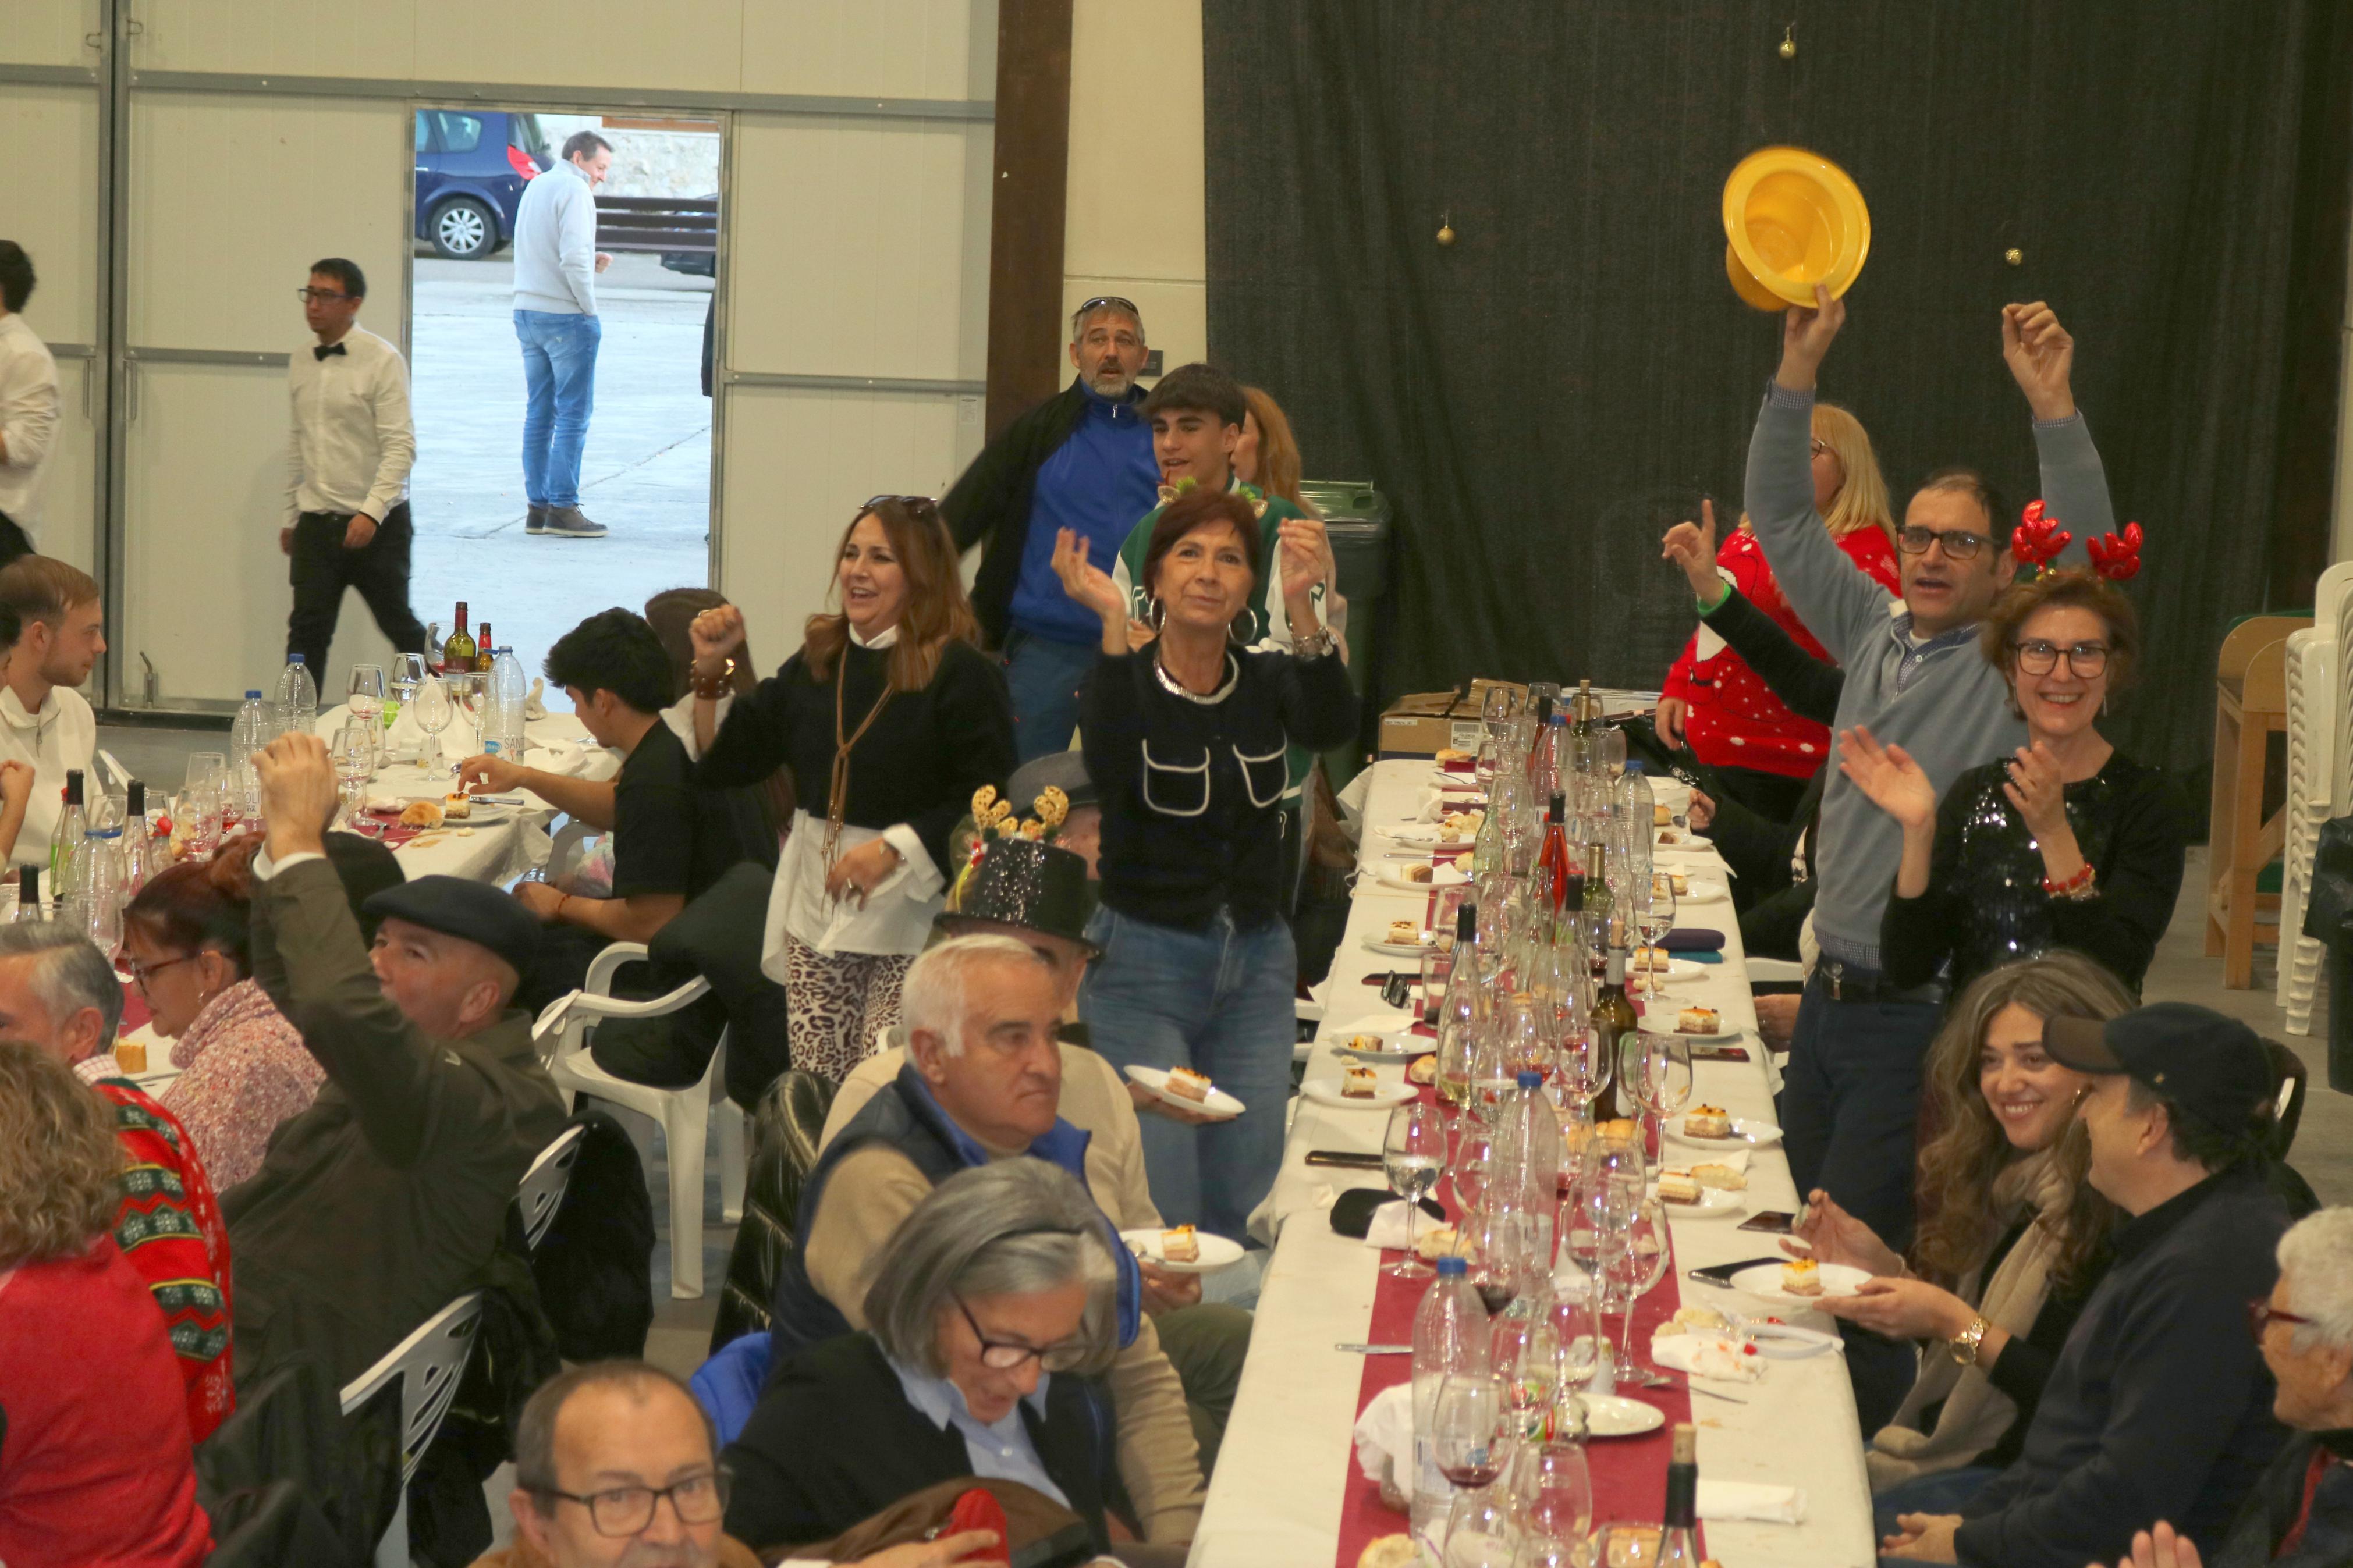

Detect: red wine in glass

[1441,1460,1504,1488]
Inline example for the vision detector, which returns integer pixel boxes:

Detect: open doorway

[406,108,720,675]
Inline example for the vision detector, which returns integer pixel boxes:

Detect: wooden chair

[2208,614,2312,987]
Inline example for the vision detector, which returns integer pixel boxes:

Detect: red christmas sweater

[87,1071,236,1443]
[1660,524,1900,778]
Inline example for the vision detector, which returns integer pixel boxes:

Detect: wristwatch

[1949,1315,1992,1367]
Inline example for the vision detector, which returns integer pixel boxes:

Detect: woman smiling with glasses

[1839,567,2189,997]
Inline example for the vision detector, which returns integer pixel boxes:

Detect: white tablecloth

[1187,758,1875,1568]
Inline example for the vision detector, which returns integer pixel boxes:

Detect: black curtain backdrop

[1202,1,2352,777]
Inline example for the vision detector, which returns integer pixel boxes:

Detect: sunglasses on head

[1077,295,1140,319]
[862,494,941,518]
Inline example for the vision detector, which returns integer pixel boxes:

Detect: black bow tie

[314,342,346,361]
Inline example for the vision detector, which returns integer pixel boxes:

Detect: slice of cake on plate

[1682,1104,1732,1139]
[1161,1225,1199,1264]
[1342,1064,1380,1098]
[1782,1257,1822,1296]
[1164,1066,1213,1103]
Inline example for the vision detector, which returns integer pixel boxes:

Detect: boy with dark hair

[0,240,58,570]
[0,555,98,868]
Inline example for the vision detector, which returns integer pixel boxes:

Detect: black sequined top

[1880,750,2190,996]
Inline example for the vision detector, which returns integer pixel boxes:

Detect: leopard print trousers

[782,935,913,1082]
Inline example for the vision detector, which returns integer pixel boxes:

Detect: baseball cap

[2043,1002,2276,1137]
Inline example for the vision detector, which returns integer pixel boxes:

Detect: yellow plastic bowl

[1723,147,1870,310]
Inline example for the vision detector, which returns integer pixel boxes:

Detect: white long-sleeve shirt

[283,325,414,527]
[0,682,94,870]
[0,314,60,534]
[511,158,598,316]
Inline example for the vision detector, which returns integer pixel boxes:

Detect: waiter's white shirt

[0,682,95,869]
[284,325,414,528]
[0,314,60,534]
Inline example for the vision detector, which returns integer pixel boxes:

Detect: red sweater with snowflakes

[1660,524,1900,778]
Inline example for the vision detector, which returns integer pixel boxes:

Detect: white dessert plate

[1581,1394,1667,1438]
[1639,1017,1742,1045]
[1364,931,1442,958]
[1301,1076,1417,1110]
[1651,1181,1744,1216]
[1120,1227,1244,1274]
[1665,1117,1783,1149]
[1330,1029,1435,1063]
[1623,956,1703,981]
[1376,863,1472,892]
[1122,1065,1244,1119]
[1728,1260,1872,1306]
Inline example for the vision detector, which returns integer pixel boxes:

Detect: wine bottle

[1433,902,1482,1110]
[442,601,477,675]
[1591,945,1635,1123]
[474,621,495,673]
[51,769,84,898]
[16,863,40,920]
[1658,1423,1700,1568]
[1537,791,1570,922]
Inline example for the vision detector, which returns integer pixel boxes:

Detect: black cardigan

[694,637,1015,879]
[1080,645,1357,930]
[720,1332,1111,1556]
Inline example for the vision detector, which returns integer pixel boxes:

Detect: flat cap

[363,874,541,978]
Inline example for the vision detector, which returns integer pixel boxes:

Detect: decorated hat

[938,835,1099,954]
[1722,145,1871,312]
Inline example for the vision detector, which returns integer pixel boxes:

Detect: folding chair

[337,1292,487,1568]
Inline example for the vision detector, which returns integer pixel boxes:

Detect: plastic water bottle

[273,656,318,739]
[1494,1069,1566,1257]
[1411,1254,1494,1545]
[229,689,270,812]
[488,647,529,760]
[1612,758,1649,825]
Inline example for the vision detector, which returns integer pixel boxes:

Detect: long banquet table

[1186,756,1876,1567]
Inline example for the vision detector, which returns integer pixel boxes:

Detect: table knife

[1336,1343,1413,1354]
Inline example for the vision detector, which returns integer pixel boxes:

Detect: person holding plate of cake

[1051,484,1355,1238]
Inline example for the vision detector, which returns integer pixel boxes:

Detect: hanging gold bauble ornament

[1779,23,1796,59]
[2005,247,2024,266]
[1436,213,1456,246]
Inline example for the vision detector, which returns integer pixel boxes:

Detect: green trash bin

[1299,479,1392,791]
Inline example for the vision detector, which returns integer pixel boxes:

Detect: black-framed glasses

[2248,1299,2315,1343]
[295,286,353,303]
[953,1293,1091,1373]
[535,1471,729,1537]
[1809,438,1833,458]
[1897,524,1991,560]
[125,952,198,991]
[2012,639,2110,677]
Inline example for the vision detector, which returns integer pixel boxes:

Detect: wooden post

[984,0,1076,442]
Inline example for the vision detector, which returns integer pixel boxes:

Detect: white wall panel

[0,0,101,70]
[38,359,100,581]
[0,84,103,346]
[741,0,994,101]
[410,0,739,94]
[120,363,392,705]
[728,115,989,380]
[126,94,409,353]
[131,0,417,78]
[718,386,980,663]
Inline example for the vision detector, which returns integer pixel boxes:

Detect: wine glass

[1492,1311,1560,1426]
[331,720,375,823]
[1443,1473,1521,1568]
[1546,1283,1602,1401]
[1511,1433,1595,1558]
[1596,725,1627,777]
[1633,883,1677,972]
[1617,1030,1693,1151]
[1384,1102,1448,1280]
[1465,1196,1541,1316]
[410,675,454,781]
[347,663,387,764]
[1453,1127,1496,1217]
[1421,947,1455,1027]
[1608,1197,1671,1375]
[1474,735,1502,792]
[1432,1372,1509,1492]
[446,670,484,757]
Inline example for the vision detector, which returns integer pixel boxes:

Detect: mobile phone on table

[1688,1044,1751,1062]
[1685,1256,1786,1287]
[1738,1211,1798,1235]
[1305,1149,1387,1170]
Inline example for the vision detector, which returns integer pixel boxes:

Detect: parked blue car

[414,109,552,260]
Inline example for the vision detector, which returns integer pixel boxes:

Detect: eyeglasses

[2012,640,2110,677]
[1897,525,1992,561]
[535,1471,729,1537]
[1809,439,1833,458]
[125,953,198,991]
[2248,1299,2316,1342]
[295,287,353,303]
[953,1293,1091,1372]
[1076,295,1140,320]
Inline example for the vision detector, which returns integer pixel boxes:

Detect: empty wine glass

[1453,1127,1496,1217]
[184,752,226,797]
[347,663,387,766]
[1443,1473,1521,1568]
[1481,684,1520,739]
[1617,1030,1693,1151]
[410,676,453,781]
[1609,1197,1671,1375]
[1511,1434,1595,1559]
[1385,1101,1448,1280]
[331,720,374,822]
[1493,1311,1560,1426]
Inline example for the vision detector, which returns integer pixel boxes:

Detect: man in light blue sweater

[1744,286,2104,1254]
[511,129,613,540]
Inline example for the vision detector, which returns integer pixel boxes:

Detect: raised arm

[2002,302,2111,553]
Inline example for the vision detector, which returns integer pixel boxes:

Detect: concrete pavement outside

[406,251,712,675]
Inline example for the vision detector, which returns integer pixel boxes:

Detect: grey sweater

[1741,383,2111,970]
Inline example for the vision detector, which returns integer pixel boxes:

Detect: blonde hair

[1812,403,1894,542]
[1242,386,1315,517]
[0,1040,122,1268]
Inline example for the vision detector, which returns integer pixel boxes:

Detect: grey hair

[864,1160,1120,1379]
[901,933,1050,1057]
[1069,299,1144,345]
[513,1360,714,1513]
[0,922,122,1047]
[2279,1208,2353,1353]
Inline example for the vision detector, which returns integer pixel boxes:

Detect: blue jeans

[1080,904,1296,1238]
[1875,1464,2002,1562]
[514,309,602,507]
[1003,629,1100,763]
[1782,971,1942,1253]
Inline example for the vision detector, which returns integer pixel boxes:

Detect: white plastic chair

[2280,628,2336,1032]
[514,1123,588,1252]
[338,1291,487,1568]
[531,943,746,1297]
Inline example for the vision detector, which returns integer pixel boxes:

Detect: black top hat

[2043,1002,2276,1140]
[939,836,1099,954]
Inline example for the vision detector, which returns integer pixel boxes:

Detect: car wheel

[430,197,496,261]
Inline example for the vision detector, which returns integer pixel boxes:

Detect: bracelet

[1949,1316,1992,1367]
[555,894,570,923]
[1291,625,1336,659]
[2042,860,2097,900]
[690,656,737,701]
[1695,581,1731,614]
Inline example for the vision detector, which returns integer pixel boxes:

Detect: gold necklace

[825,649,895,868]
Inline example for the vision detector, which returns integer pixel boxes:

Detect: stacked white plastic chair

[2277,563,2353,1032]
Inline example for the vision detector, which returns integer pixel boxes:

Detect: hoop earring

[1147,596,1166,633]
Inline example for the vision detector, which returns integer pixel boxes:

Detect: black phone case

[1329,1187,1444,1239]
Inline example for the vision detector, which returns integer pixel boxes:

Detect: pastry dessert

[398,799,443,829]
[1347,1033,1383,1053]
[1654,802,1673,826]
[1165,1066,1213,1103]
[1404,864,1433,883]
[1683,1104,1733,1139]
[1692,1161,1747,1192]
[1387,919,1418,944]
[1342,1064,1379,1098]
[1677,1005,1721,1034]
[1656,828,1683,845]
[1782,1257,1822,1296]
[1406,1055,1438,1085]
[1657,1171,1702,1205]
[1633,945,1670,969]
[1653,870,1688,897]
[1412,1224,1465,1261]
[1438,824,1465,844]
[1435,747,1474,764]
[1358,1534,1419,1568]
[1161,1225,1200,1264]
[441,792,473,819]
